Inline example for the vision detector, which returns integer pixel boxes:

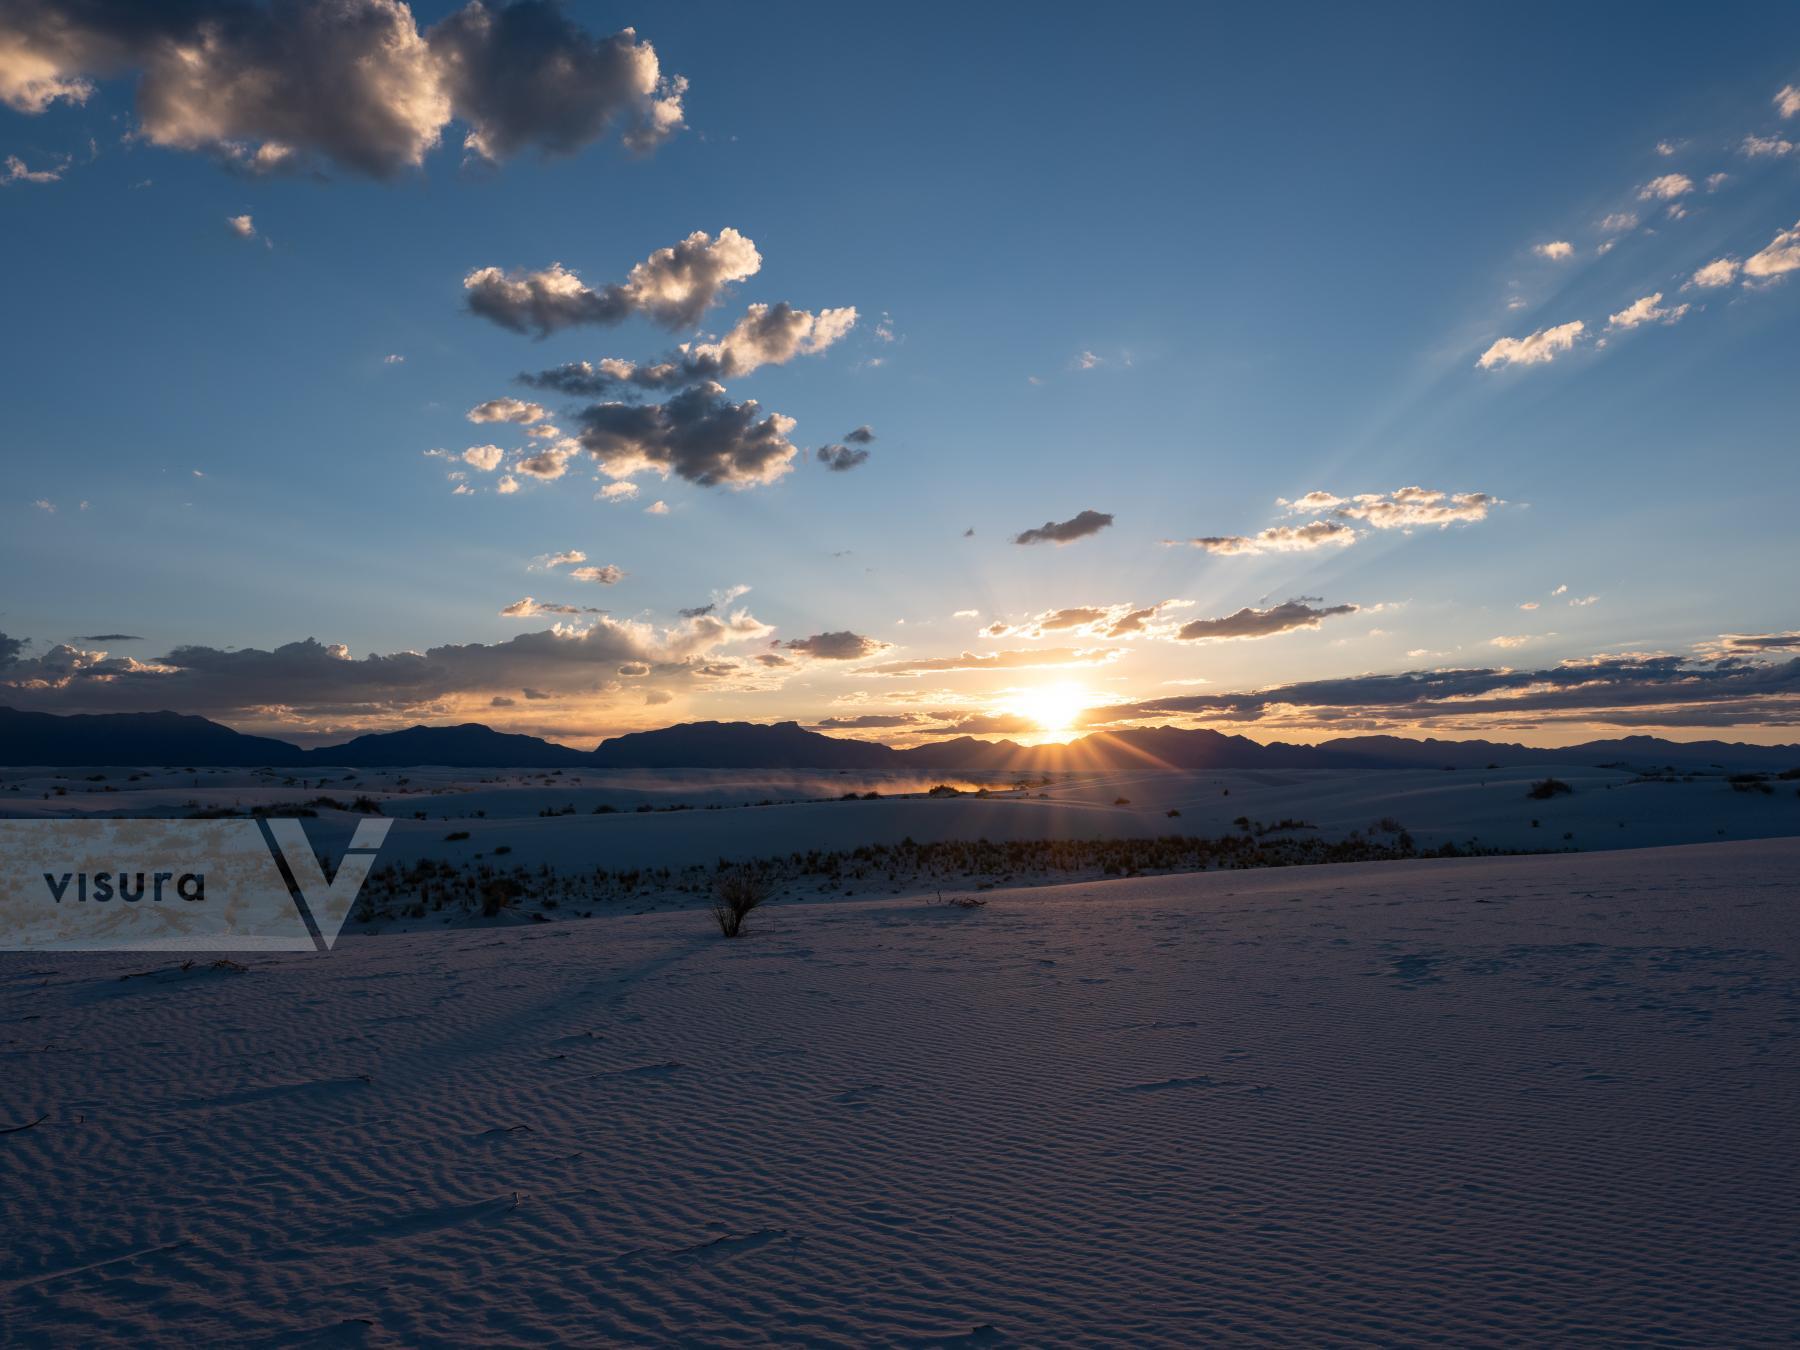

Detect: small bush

[1526,778,1572,800]
[712,870,773,937]
[444,830,470,841]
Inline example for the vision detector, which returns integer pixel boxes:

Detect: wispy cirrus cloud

[1176,520,1358,556]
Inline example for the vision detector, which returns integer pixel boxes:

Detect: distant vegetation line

[348,827,1541,925]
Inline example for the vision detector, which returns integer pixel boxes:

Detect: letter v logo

[260,819,392,950]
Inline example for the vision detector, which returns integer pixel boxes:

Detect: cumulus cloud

[1275,487,1494,531]
[0,0,686,178]
[781,631,891,661]
[1741,133,1795,158]
[574,383,798,489]
[843,425,876,445]
[817,443,870,472]
[1687,257,1740,289]
[1179,520,1357,555]
[1776,84,1800,119]
[1599,211,1638,234]
[1476,320,1584,369]
[1744,218,1800,282]
[1606,292,1689,330]
[1533,240,1574,260]
[466,228,759,337]
[1013,510,1113,546]
[596,481,638,502]
[568,564,624,584]
[521,302,856,394]
[1638,173,1694,201]
[462,444,505,471]
[226,213,256,237]
[468,396,547,424]
[1175,600,1358,643]
[531,549,585,570]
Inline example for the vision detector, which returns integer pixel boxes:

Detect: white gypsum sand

[1,838,1796,1345]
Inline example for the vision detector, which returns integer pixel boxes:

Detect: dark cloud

[0,631,24,666]
[812,713,922,730]
[933,712,1043,735]
[677,603,715,619]
[576,383,799,488]
[466,228,760,336]
[1176,600,1358,642]
[781,632,890,661]
[843,425,876,445]
[74,633,142,642]
[816,443,870,472]
[0,1,686,178]
[1708,632,1800,653]
[0,607,776,721]
[1013,510,1113,546]
[429,1,686,161]
[1085,654,1800,730]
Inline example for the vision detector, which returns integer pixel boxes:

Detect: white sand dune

[8,764,1800,877]
[3,839,1797,1345]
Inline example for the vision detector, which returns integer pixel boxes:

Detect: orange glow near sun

[1005,681,1093,740]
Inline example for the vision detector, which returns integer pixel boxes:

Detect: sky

[2,0,1799,748]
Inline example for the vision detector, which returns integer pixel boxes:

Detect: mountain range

[3,706,1797,774]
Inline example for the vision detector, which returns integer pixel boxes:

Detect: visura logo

[43,872,205,904]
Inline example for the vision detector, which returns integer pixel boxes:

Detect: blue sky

[3,1,1798,745]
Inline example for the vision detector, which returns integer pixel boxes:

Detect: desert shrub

[444,829,471,841]
[479,877,522,917]
[712,869,773,937]
[1526,778,1572,800]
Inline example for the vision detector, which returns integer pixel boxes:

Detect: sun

[1006,681,1093,739]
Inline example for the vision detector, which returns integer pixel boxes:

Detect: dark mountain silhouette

[2,707,1797,773]
[307,723,591,768]
[0,707,308,767]
[591,720,896,770]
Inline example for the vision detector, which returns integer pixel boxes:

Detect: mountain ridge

[3,706,1798,773]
